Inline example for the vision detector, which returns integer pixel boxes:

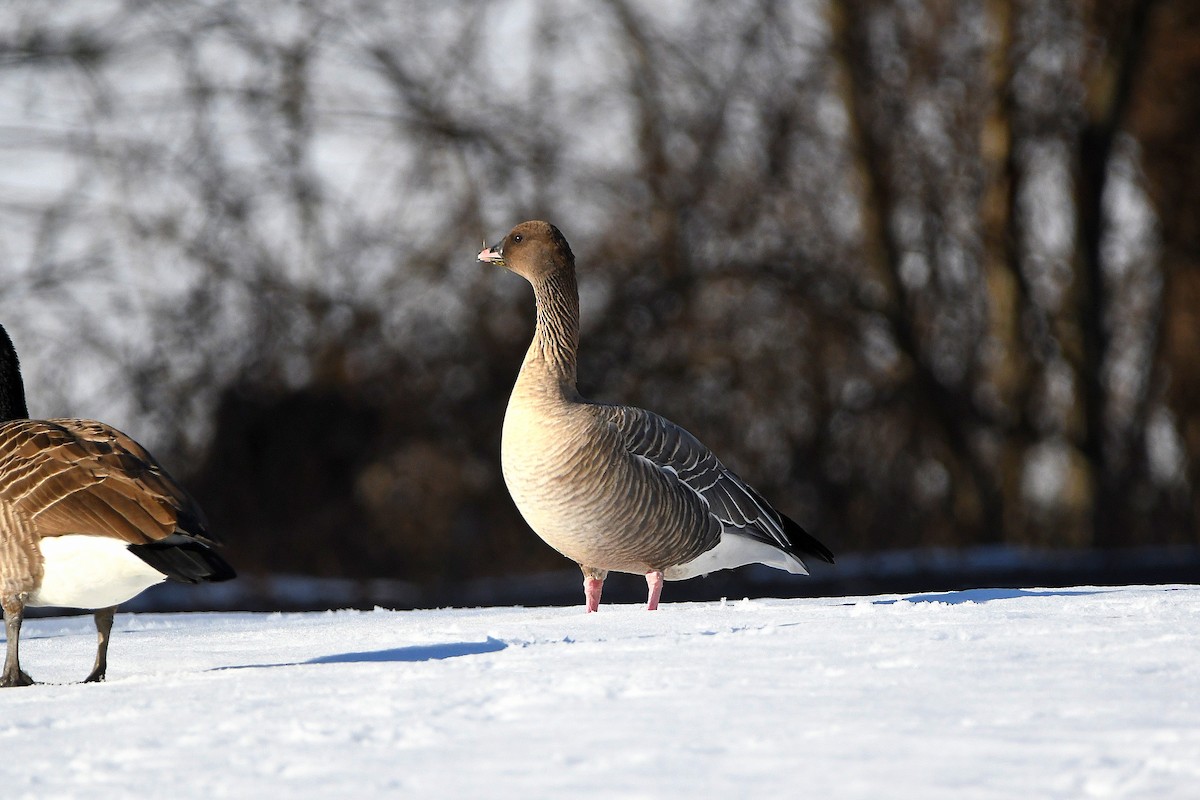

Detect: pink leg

[645,570,664,611]
[584,576,604,613]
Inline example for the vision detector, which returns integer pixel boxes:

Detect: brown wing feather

[0,419,209,546]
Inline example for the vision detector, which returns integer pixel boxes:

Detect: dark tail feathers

[780,513,835,565]
[129,534,237,583]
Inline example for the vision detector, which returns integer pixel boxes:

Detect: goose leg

[84,606,116,683]
[584,578,603,612]
[645,571,664,611]
[581,566,607,612]
[1,594,34,687]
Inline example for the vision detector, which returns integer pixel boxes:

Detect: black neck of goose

[530,267,580,386]
[0,324,29,421]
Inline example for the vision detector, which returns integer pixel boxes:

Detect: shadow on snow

[875,588,1114,606]
[307,637,508,664]
[211,636,507,671]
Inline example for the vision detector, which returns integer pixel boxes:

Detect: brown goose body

[479,221,833,611]
[501,362,715,578]
[0,325,234,687]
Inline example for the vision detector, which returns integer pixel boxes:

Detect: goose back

[0,418,208,543]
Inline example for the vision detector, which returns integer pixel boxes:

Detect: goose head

[478,220,575,283]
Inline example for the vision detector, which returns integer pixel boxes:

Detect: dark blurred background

[1,0,1197,609]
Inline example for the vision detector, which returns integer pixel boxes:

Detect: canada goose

[0,324,235,686]
[478,221,833,611]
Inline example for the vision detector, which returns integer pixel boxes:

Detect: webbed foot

[0,668,35,688]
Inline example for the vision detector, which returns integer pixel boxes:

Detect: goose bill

[477,246,505,265]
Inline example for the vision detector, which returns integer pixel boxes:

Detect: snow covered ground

[2,585,1198,798]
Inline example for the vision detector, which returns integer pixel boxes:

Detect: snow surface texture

[2,586,1198,798]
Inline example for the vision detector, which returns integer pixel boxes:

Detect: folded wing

[590,404,833,566]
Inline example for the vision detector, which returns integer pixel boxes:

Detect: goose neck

[0,325,29,421]
[528,269,580,386]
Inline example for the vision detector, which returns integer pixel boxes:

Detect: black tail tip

[781,514,835,565]
[129,535,237,584]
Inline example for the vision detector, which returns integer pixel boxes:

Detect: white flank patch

[28,535,166,609]
[664,532,809,580]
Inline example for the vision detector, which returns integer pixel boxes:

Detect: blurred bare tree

[0,0,1194,586]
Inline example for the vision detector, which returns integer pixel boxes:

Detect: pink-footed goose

[478,220,834,611]
[0,323,235,686]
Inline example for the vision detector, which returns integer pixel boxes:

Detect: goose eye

[513,234,523,243]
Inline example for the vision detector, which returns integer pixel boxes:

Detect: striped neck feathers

[528,268,581,386]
